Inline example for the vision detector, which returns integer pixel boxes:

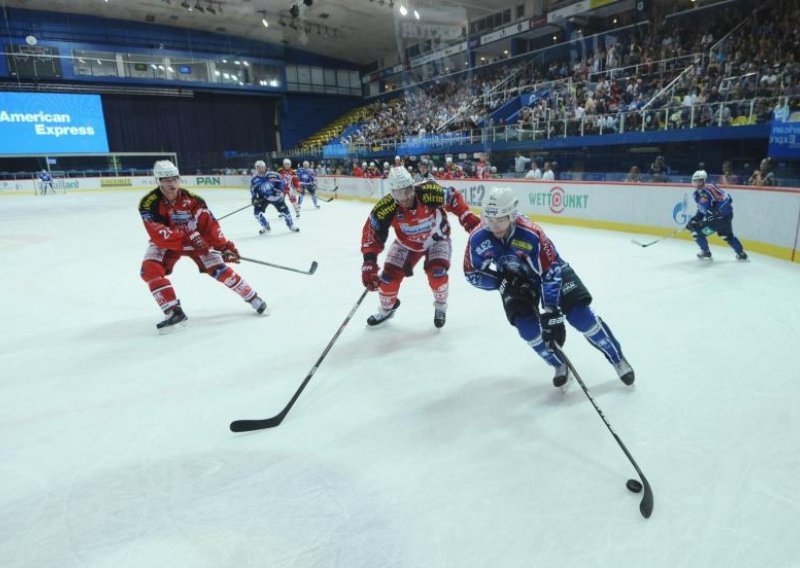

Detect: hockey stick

[230,288,369,432]
[317,185,339,203]
[552,346,654,519]
[631,227,684,248]
[238,256,318,275]
[217,203,252,221]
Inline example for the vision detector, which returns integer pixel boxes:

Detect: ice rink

[1,188,799,568]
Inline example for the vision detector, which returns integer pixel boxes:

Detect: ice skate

[433,302,447,328]
[367,300,400,326]
[250,296,269,315]
[736,251,749,261]
[258,223,271,235]
[156,305,187,331]
[696,250,712,260]
[613,357,635,385]
[291,226,300,233]
[552,361,570,391]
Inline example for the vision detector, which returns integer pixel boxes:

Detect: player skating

[139,160,268,330]
[686,170,748,261]
[464,187,634,388]
[277,158,301,217]
[296,160,320,210]
[250,160,300,234]
[360,166,479,328]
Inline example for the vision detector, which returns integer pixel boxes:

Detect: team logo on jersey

[170,211,192,225]
[510,239,533,251]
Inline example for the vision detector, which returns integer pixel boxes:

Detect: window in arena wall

[123,53,168,80]
[170,59,209,82]
[251,63,281,87]
[73,50,118,78]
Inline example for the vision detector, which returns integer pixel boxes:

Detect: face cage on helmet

[391,185,414,202]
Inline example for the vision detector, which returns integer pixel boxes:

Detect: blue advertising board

[768,107,800,159]
[0,92,109,154]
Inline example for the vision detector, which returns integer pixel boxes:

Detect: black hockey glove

[705,210,721,223]
[540,309,566,347]
[499,273,538,326]
[686,215,703,231]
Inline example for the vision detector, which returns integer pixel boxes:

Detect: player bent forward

[464,187,634,387]
[139,160,268,330]
[360,166,480,328]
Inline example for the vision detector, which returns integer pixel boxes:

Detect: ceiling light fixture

[262,17,269,27]
[413,9,420,19]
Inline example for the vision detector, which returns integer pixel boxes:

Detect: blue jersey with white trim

[693,182,733,218]
[464,215,564,309]
[296,167,316,189]
[250,171,285,203]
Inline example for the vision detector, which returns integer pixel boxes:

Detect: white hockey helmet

[302,160,310,168]
[153,160,179,179]
[387,166,414,194]
[383,161,390,168]
[254,160,266,170]
[483,186,518,219]
[394,155,401,162]
[692,170,708,182]
[283,158,292,168]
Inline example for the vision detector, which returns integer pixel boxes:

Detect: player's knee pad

[514,313,542,341]
[140,260,167,285]
[381,263,406,285]
[209,264,235,283]
[565,304,598,332]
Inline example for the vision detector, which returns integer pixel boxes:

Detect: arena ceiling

[2,0,506,66]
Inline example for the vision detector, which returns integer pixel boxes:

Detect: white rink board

[4,173,799,261]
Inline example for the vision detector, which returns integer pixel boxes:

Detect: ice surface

[1,190,799,567]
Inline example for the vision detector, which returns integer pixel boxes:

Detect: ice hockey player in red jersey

[277,158,301,217]
[360,166,480,328]
[139,160,268,330]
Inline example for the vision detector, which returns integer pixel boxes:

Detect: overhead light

[262,17,269,27]
[413,9,420,19]
[399,5,407,16]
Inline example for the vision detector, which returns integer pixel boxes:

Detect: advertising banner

[0,92,109,154]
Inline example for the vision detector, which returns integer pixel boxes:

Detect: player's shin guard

[297,194,304,208]
[568,306,624,364]
[141,262,179,313]
[691,230,710,254]
[209,265,257,303]
[516,315,564,368]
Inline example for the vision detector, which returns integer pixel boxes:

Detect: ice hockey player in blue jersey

[38,170,54,195]
[686,170,748,261]
[250,160,299,234]
[463,186,634,388]
[295,160,320,211]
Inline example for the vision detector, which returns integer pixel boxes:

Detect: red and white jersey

[361,181,479,255]
[138,187,229,251]
[277,167,300,191]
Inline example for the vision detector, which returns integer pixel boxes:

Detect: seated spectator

[649,155,668,182]
[526,161,543,179]
[718,161,739,185]
[625,166,642,182]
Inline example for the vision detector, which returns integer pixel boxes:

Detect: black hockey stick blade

[230,288,369,432]
[552,346,654,519]
[630,227,684,248]
[238,256,318,275]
